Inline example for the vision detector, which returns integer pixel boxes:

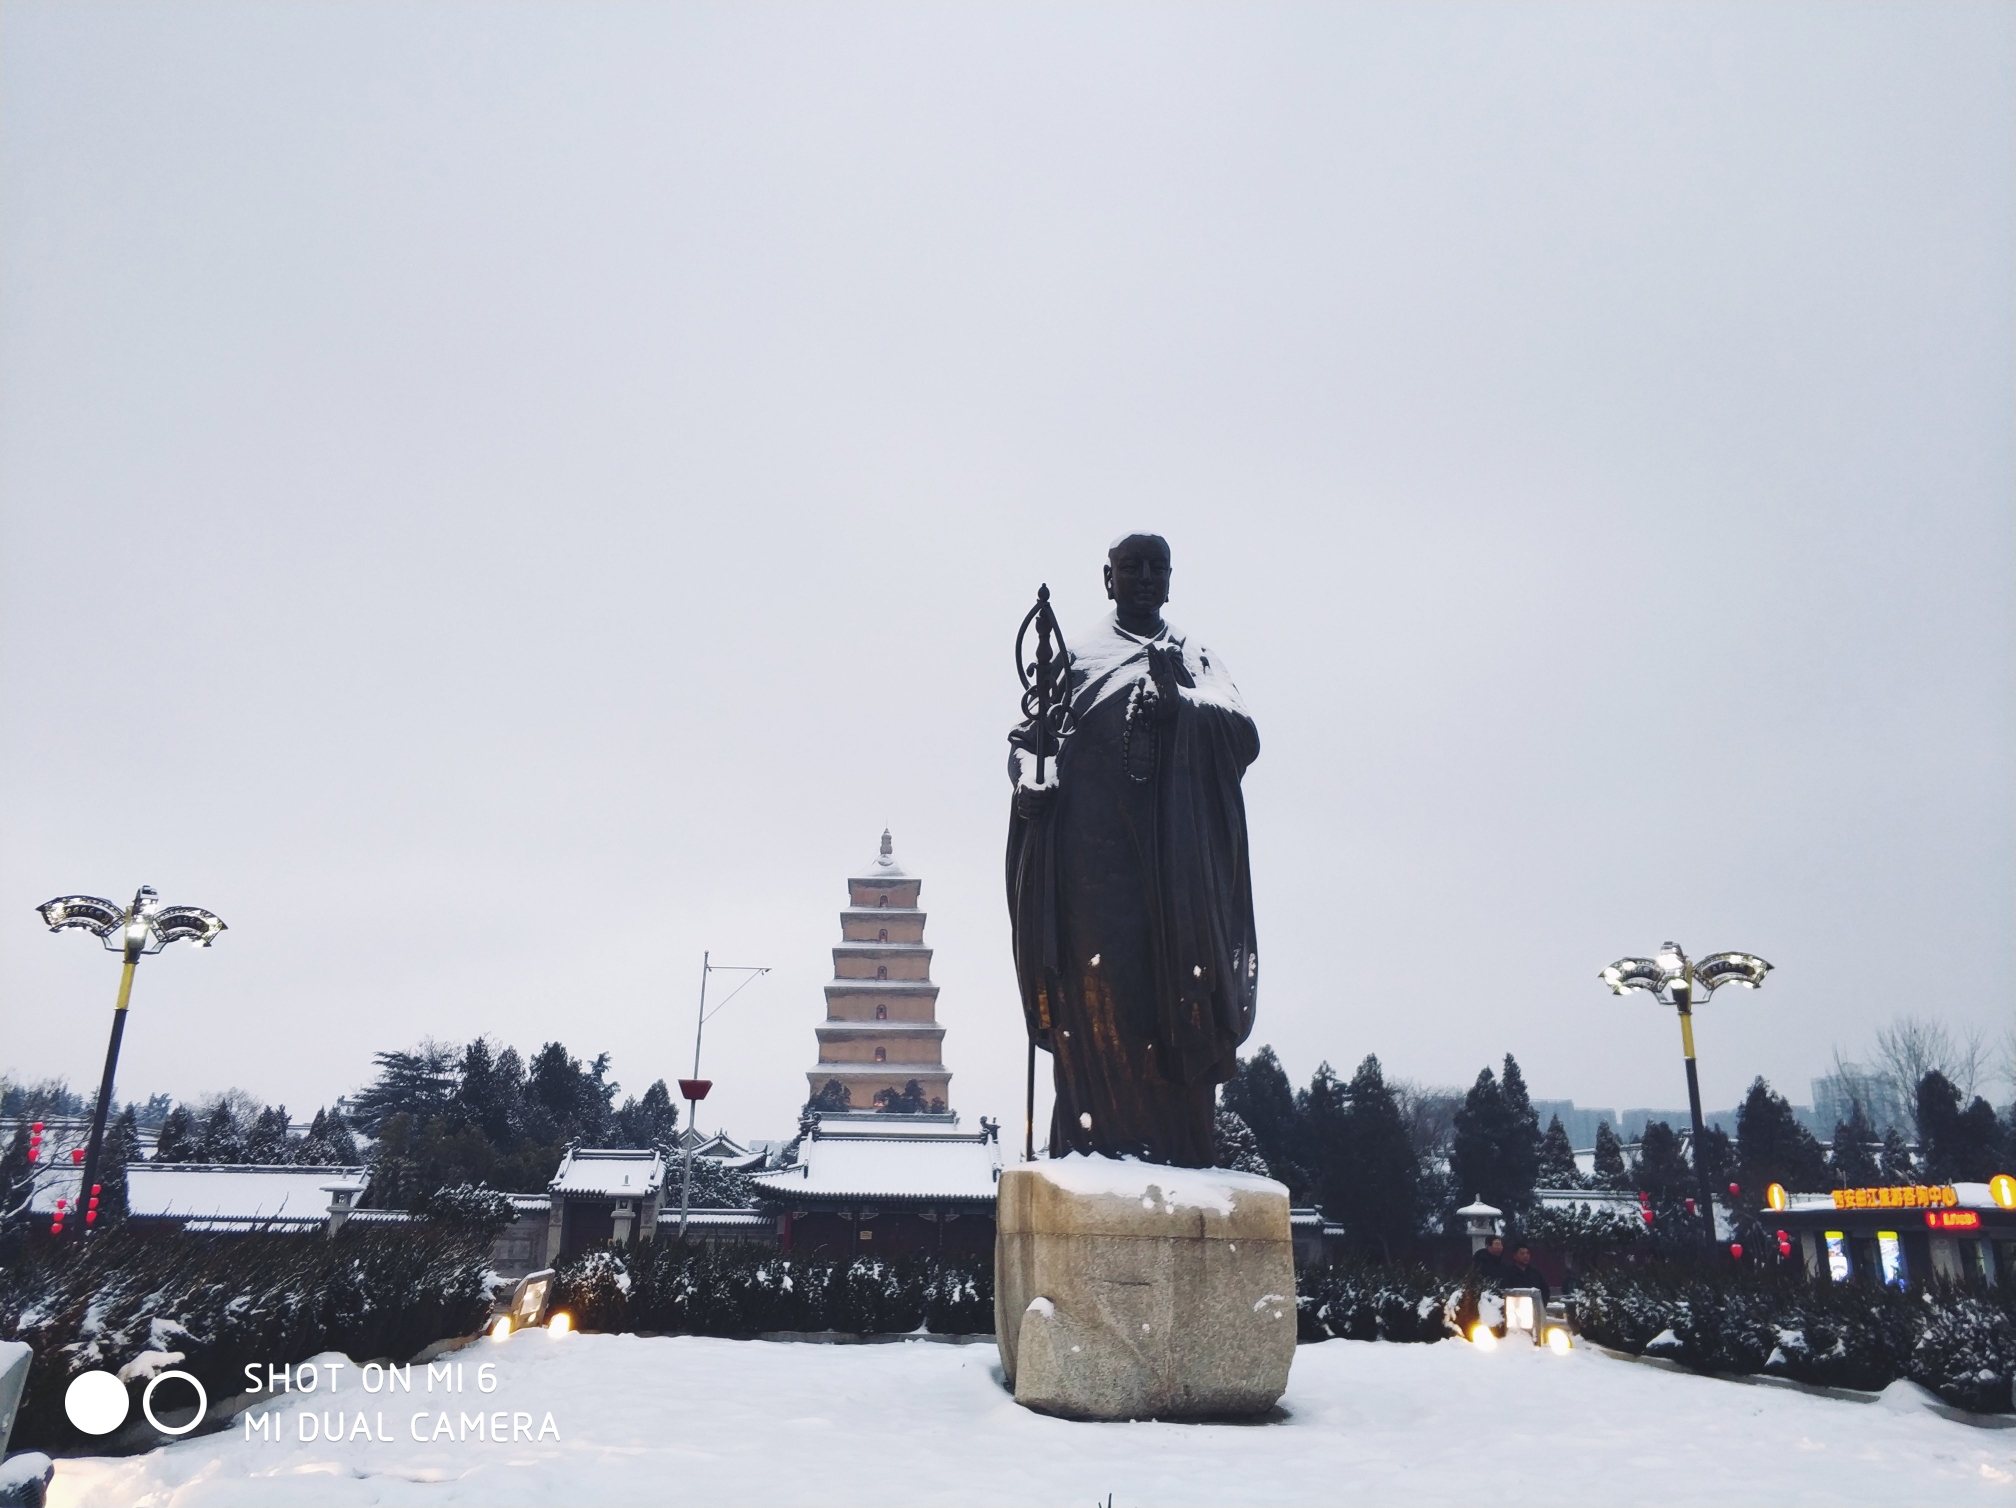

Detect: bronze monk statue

[1006,533,1260,1167]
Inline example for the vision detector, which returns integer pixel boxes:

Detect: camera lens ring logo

[141,1370,209,1436]
[64,1370,130,1435]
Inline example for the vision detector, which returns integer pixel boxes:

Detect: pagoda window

[878,895,888,907]
[875,1004,888,1020]
[877,928,888,942]
[874,1047,887,1062]
[877,965,888,979]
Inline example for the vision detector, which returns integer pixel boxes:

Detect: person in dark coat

[1471,1235,1508,1283]
[1508,1241,1552,1304]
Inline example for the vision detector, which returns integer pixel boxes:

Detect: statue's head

[1104,533,1171,632]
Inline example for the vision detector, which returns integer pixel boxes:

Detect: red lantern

[1728,1183,1740,1198]
[49,1222,62,1235]
[1684,1198,1696,1216]
[1730,1243,1743,1261]
[71,1148,85,1163]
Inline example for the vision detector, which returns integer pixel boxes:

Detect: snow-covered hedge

[1294,1261,1458,1344]
[550,1243,993,1337]
[0,1226,496,1451]
[1574,1267,2016,1413]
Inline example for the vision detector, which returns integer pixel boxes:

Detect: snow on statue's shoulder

[1031,1153,1284,1215]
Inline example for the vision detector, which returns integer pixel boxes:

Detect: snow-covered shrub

[1574,1265,2012,1408]
[1295,1261,1456,1344]
[560,1248,635,1332]
[0,1226,495,1452]
[1909,1291,2016,1413]
[548,1243,995,1338]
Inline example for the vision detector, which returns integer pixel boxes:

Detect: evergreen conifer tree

[1735,1077,1829,1193]
[192,1103,244,1162]
[0,1121,34,1262]
[99,1105,141,1225]
[1591,1120,1627,1189]
[1220,1046,1311,1198]
[1450,1067,1509,1210]
[1878,1125,1916,1183]
[1829,1101,1881,1187]
[1632,1121,1693,1203]
[1322,1055,1420,1259]
[1915,1071,2001,1181]
[1537,1116,1578,1188]
[351,1044,458,1134]
[614,1080,680,1148]
[1299,1062,1349,1212]
[1213,1109,1270,1175]
[245,1105,292,1163]
[155,1104,197,1162]
[1497,1056,1542,1211]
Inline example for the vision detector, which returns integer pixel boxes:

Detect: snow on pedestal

[995,1156,1295,1420]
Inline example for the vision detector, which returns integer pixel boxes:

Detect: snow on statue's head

[1104,533,1172,635]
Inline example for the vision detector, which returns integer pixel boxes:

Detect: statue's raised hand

[1146,645,1181,723]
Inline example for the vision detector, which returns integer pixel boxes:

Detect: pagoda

[806,830,952,1113]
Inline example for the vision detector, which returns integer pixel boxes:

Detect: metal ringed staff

[1014,584,1078,1161]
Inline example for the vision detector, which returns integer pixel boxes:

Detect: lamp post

[1600,942,1770,1249]
[677,951,769,1241]
[36,886,226,1236]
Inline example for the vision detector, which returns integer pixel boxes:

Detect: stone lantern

[1456,1196,1503,1253]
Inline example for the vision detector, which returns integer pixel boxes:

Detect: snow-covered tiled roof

[126,1164,368,1223]
[752,1126,1000,1205]
[549,1147,665,1197]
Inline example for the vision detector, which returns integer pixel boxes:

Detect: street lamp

[677,951,769,1241]
[1600,941,1770,1248]
[37,886,226,1235]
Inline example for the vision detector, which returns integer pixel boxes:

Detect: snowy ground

[48,1330,2016,1507]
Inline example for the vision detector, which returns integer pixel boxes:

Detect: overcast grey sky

[2,3,2010,1146]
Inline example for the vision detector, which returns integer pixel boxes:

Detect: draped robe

[1005,612,1260,1166]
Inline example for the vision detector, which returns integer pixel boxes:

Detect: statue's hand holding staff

[1015,780,1057,819]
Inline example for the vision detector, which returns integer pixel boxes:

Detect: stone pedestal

[994,1158,1296,1420]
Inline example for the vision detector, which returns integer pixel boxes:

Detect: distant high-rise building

[1811,1064,1909,1135]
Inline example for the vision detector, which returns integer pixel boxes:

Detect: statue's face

[1104,535,1171,626]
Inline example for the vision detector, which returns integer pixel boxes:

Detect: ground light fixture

[1600,941,1771,1250]
[36,886,226,1236]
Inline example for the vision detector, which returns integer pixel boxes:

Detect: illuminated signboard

[1765,1183,1788,1212]
[1830,1184,1956,1210]
[1876,1231,1905,1286]
[1925,1209,1980,1231]
[1823,1231,1849,1282]
[1992,1174,2016,1210]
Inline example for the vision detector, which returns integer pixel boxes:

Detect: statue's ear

[1103,561,1115,598]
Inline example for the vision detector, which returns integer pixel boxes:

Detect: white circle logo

[141,1370,209,1436]
[64,1371,129,1435]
